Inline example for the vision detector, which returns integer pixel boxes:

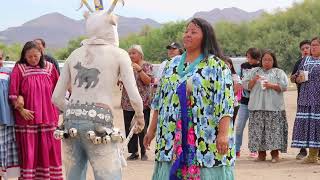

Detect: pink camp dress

[9,62,62,180]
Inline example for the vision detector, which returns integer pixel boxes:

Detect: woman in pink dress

[9,41,62,180]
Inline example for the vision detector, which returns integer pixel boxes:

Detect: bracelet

[137,69,143,73]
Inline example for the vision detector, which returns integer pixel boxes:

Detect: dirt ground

[71,88,318,180]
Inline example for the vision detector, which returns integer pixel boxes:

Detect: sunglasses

[168,47,178,50]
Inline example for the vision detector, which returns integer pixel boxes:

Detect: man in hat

[155,42,184,82]
[166,42,184,60]
[150,42,184,102]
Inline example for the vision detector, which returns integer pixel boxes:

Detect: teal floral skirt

[152,162,234,180]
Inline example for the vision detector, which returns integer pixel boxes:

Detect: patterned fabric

[9,62,59,126]
[0,125,19,169]
[0,67,20,178]
[151,55,235,168]
[292,105,320,148]
[292,56,320,148]
[0,67,14,126]
[296,56,320,106]
[15,125,62,180]
[170,82,200,180]
[152,162,234,180]
[121,62,153,111]
[248,111,288,153]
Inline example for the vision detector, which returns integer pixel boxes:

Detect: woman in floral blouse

[121,44,153,161]
[144,18,235,180]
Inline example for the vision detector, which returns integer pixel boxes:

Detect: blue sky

[0,0,303,31]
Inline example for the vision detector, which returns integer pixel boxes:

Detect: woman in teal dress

[144,18,235,180]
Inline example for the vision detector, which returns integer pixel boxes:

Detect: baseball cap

[166,42,182,49]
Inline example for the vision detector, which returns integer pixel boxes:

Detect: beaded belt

[54,101,124,144]
[63,101,113,128]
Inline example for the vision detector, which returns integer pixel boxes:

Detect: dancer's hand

[216,133,229,155]
[131,114,145,134]
[144,131,155,150]
[19,108,34,121]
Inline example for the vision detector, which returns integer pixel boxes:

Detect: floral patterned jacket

[151,55,235,168]
[121,62,153,111]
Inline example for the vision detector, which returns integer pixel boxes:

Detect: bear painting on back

[52,1,145,180]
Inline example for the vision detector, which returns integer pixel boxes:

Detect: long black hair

[260,49,278,68]
[18,41,45,68]
[188,18,223,59]
[223,56,237,74]
[246,47,261,60]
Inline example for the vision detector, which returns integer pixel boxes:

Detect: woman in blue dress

[0,50,19,179]
[292,37,320,163]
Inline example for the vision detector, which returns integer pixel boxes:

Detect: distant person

[290,40,311,160]
[292,37,320,163]
[243,50,288,163]
[151,42,184,99]
[235,47,261,158]
[34,38,60,74]
[5,56,10,61]
[0,49,20,179]
[121,45,153,161]
[166,42,184,59]
[156,42,184,81]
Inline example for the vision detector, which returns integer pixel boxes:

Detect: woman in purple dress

[292,36,320,163]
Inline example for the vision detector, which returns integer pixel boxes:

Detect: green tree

[55,36,86,60]
[53,0,320,73]
[0,43,23,61]
[120,21,186,63]
[214,0,320,72]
